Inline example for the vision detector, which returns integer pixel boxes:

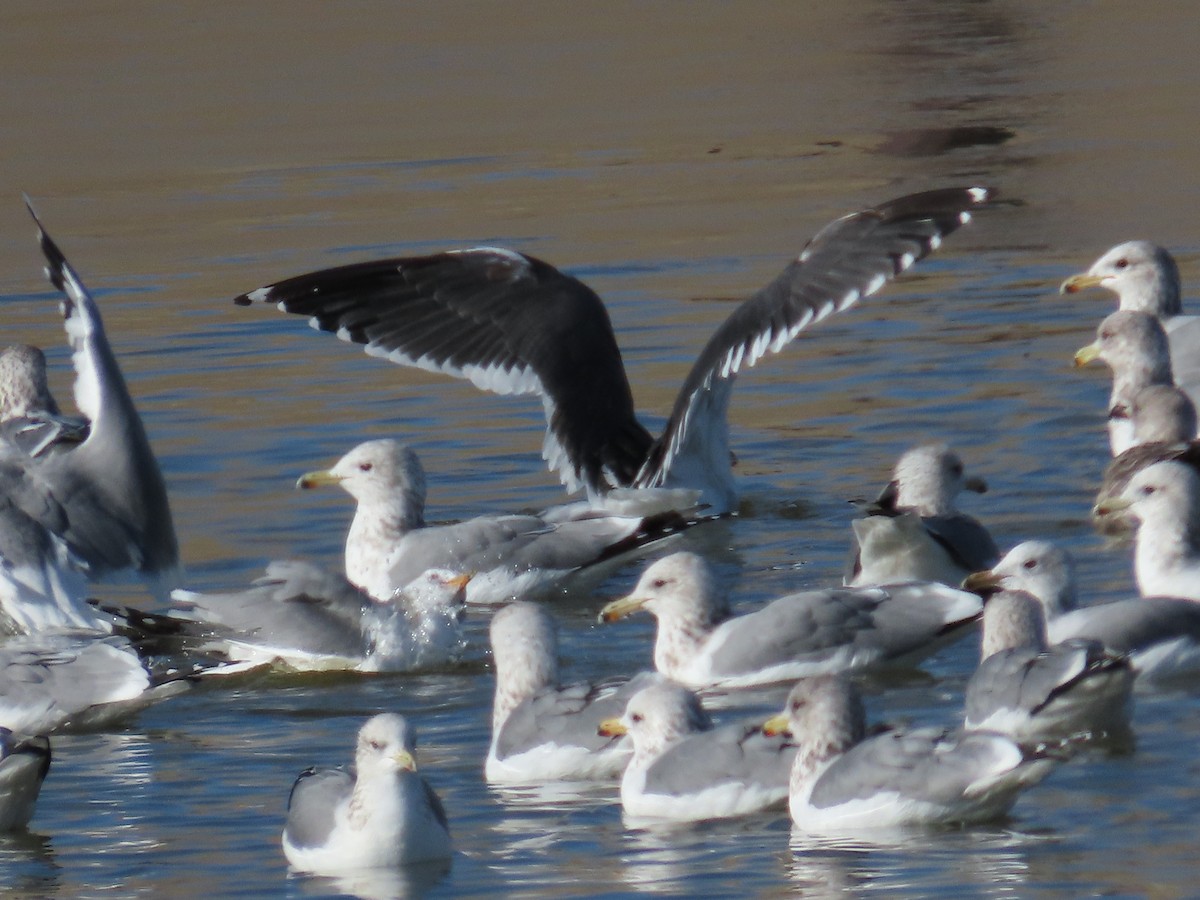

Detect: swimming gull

[963,590,1133,745]
[1074,310,1194,455]
[167,562,470,672]
[1096,384,1200,528]
[845,443,997,587]
[599,551,982,689]
[0,728,50,830]
[0,344,88,457]
[763,674,1054,831]
[964,540,1200,682]
[235,188,992,513]
[282,713,452,872]
[486,600,657,783]
[299,439,692,606]
[0,631,193,735]
[596,680,793,822]
[1096,460,1200,599]
[4,204,179,596]
[1062,241,1200,389]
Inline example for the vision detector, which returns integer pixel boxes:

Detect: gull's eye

[1115,258,1129,270]
[1022,558,1038,570]
[651,578,668,589]
[1141,485,1157,497]
[790,698,805,712]
[359,462,373,472]
[368,739,385,751]
[630,712,643,724]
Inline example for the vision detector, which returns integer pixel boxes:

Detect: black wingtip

[23,196,71,294]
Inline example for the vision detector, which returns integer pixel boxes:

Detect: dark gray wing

[641,722,794,797]
[284,767,353,849]
[922,513,1000,571]
[234,249,651,495]
[1051,597,1200,655]
[0,729,50,829]
[636,187,993,489]
[1,415,90,458]
[965,641,1126,723]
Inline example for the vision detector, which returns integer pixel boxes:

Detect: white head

[604,681,711,763]
[0,344,59,419]
[964,540,1079,618]
[299,439,427,528]
[1075,311,1173,391]
[1118,461,1200,539]
[1063,241,1181,317]
[398,568,470,613]
[354,713,420,781]
[599,552,728,629]
[890,443,987,516]
[763,675,866,765]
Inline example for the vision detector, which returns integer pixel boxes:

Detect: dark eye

[1022,559,1037,570]
[359,462,373,472]
[1141,485,1157,497]
[368,739,385,751]
[630,712,643,724]
[1115,258,1129,270]
[652,578,667,589]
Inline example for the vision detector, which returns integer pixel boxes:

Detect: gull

[299,439,691,606]
[0,728,50,831]
[763,674,1053,831]
[599,551,982,689]
[1096,461,1200,599]
[235,188,992,514]
[2,204,179,598]
[1074,310,1194,455]
[964,540,1200,682]
[486,600,657,784]
[963,590,1133,744]
[845,443,997,587]
[1062,241,1200,389]
[596,680,794,822]
[166,562,470,673]
[0,344,88,457]
[0,630,193,735]
[282,713,452,872]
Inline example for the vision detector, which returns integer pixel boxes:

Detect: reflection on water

[3,1,1200,897]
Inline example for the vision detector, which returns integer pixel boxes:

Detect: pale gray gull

[0,728,49,830]
[1096,461,1200,599]
[963,590,1133,745]
[845,443,997,587]
[487,600,657,784]
[3,205,179,597]
[762,674,1054,831]
[282,713,452,872]
[0,344,88,457]
[599,551,982,689]
[964,540,1200,682]
[299,439,691,606]
[235,188,992,514]
[167,562,469,672]
[1074,310,1195,455]
[596,680,793,822]
[0,631,192,735]
[1062,241,1200,389]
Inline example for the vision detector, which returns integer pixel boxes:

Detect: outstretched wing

[636,187,993,493]
[235,249,652,496]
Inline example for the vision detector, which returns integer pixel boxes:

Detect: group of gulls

[3,186,1200,879]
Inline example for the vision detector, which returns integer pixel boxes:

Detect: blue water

[2,2,1199,897]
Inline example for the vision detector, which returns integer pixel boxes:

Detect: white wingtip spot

[247,287,273,303]
[929,234,942,250]
[968,187,989,202]
[839,288,860,310]
[865,274,887,296]
[959,211,973,225]
[898,252,916,271]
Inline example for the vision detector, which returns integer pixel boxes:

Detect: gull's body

[168,562,469,672]
[236,189,991,513]
[0,728,50,830]
[846,444,997,587]
[764,675,1052,831]
[601,552,982,689]
[598,681,793,822]
[301,439,689,606]
[0,207,179,605]
[966,541,1200,682]
[282,714,451,872]
[486,601,653,783]
[963,591,1133,744]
